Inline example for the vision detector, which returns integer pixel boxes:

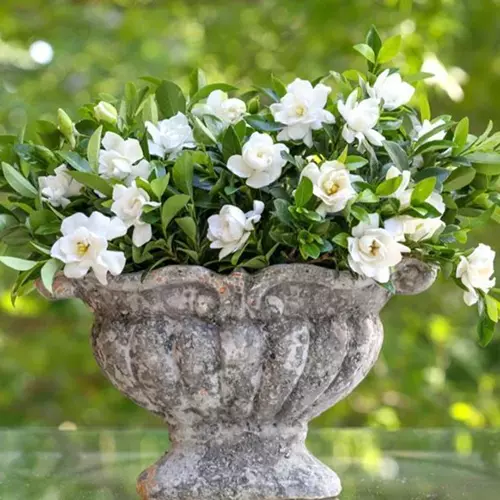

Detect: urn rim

[38,258,437,299]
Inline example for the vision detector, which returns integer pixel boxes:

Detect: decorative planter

[39,259,436,500]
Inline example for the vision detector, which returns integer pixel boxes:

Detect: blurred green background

[0,0,499,430]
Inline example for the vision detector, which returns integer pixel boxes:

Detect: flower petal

[227,155,253,179]
[132,223,153,247]
[60,213,89,236]
[101,132,123,151]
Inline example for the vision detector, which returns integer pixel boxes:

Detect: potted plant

[0,27,498,499]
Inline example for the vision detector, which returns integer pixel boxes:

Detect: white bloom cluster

[270,79,335,147]
[301,160,358,215]
[207,201,264,258]
[348,214,410,283]
[51,212,127,285]
[39,164,83,208]
[456,244,496,306]
[40,72,495,311]
[99,132,151,184]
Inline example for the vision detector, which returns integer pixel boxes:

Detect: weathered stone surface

[38,259,436,500]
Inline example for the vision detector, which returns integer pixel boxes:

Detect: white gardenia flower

[198,90,247,125]
[414,119,447,143]
[51,212,127,285]
[338,90,385,147]
[385,215,445,242]
[93,101,118,124]
[348,213,410,283]
[39,164,83,208]
[207,201,264,259]
[301,160,357,215]
[99,132,151,185]
[146,112,196,159]
[227,132,289,188]
[367,70,415,110]
[111,182,160,247]
[456,244,496,306]
[270,78,335,147]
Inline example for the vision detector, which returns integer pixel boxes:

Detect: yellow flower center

[369,240,381,256]
[76,241,90,257]
[324,181,340,195]
[296,104,306,117]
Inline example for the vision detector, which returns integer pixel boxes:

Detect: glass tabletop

[1,428,499,499]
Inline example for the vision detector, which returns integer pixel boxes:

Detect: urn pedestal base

[136,426,340,500]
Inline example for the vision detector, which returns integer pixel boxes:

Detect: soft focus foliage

[0,0,499,429]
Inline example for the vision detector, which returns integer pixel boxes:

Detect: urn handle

[392,258,438,296]
[36,275,77,300]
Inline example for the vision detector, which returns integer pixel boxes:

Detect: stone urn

[38,259,436,500]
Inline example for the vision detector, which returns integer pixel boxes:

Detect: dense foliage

[1,1,499,430]
[0,27,499,345]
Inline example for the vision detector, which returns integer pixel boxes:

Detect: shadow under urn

[39,259,436,500]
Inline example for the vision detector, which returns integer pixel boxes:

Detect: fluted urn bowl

[40,259,436,500]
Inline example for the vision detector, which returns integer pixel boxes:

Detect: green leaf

[241,255,268,269]
[68,171,113,197]
[357,189,379,204]
[378,35,402,63]
[414,121,454,149]
[189,83,238,106]
[0,256,38,271]
[295,177,313,207]
[222,125,242,161]
[2,162,38,198]
[176,216,197,244]
[245,115,282,132]
[478,313,496,347]
[414,167,451,186]
[353,43,376,63]
[383,141,409,170]
[142,95,158,125]
[350,205,370,223]
[161,194,190,233]
[417,84,431,121]
[346,155,368,170]
[365,25,382,57]
[472,163,500,176]
[271,75,287,98]
[405,72,435,83]
[414,139,454,156]
[155,80,186,118]
[411,177,436,205]
[192,116,218,144]
[58,151,92,173]
[485,295,499,323]
[150,173,170,200]
[87,125,102,171]
[453,117,469,151]
[172,152,194,197]
[332,232,349,248]
[300,241,321,259]
[188,68,208,97]
[273,199,293,226]
[0,214,17,232]
[375,175,403,196]
[443,167,476,191]
[41,258,63,294]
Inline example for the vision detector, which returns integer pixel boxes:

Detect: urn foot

[136,426,341,500]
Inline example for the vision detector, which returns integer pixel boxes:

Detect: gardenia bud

[57,108,76,148]
[94,101,118,124]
